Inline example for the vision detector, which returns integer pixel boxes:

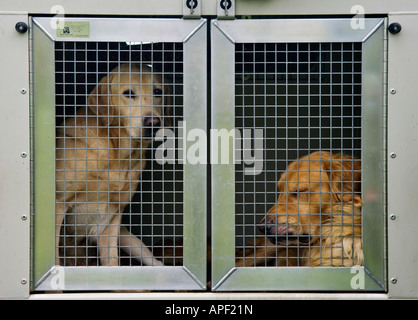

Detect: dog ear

[87,75,115,126]
[321,153,362,204]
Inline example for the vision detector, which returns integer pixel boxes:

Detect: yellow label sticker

[56,22,90,38]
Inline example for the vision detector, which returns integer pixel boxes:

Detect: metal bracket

[183,0,201,19]
[217,0,235,19]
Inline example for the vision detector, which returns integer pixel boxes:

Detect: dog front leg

[98,215,120,266]
[235,247,273,267]
[119,226,164,266]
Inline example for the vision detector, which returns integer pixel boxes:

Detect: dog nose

[259,216,276,235]
[144,116,161,128]
[143,116,162,137]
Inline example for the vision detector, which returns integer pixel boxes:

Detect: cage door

[211,18,386,291]
[32,17,207,291]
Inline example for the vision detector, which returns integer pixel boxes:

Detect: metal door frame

[30,16,387,292]
[211,18,387,291]
[31,17,207,291]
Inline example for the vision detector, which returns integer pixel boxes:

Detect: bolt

[388,23,402,35]
[15,22,28,34]
[390,277,398,284]
[390,88,396,94]
[21,88,27,94]
[21,152,27,158]
[390,152,396,159]
[390,214,396,220]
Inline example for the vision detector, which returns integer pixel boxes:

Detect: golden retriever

[236,151,363,267]
[55,64,170,267]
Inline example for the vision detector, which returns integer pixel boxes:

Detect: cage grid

[234,42,362,268]
[54,40,184,267]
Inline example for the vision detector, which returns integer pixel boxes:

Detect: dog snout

[143,116,162,138]
[260,217,283,245]
[260,216,312,245]
[259,216,277,235]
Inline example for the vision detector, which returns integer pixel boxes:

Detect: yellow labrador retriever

[55,64,170,266]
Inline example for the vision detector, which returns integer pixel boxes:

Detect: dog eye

[154,88,163,96]
[123,89,136,99]
[291,189,308,198]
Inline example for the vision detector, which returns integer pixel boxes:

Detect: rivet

[390,214,396,220]
[390,88,396,94]
[21,279,27,285]
[21,214,28,221]
[390,152,396,159]
[391,277,398,284]
[388,23,402,35]
[21,152,27,158]
[15,22,28,34]
[21,88,27,94]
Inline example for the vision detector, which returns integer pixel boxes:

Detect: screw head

[21,152,27,158]
[21,214,28,221]
[390,214,396,220]
[391,277,398,284]
[390,88,396,94]
[21,88,27,94]
[15,22,28,34]
[21,278,27,285]
[388,23,402,35]
[390,152,396,159]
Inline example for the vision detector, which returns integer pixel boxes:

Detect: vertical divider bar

[182,20,208,287]
[211,21,237,288]
[361,21,386,289]
[32,22,56,284]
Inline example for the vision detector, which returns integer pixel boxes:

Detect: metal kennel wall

[211,18,386,291]
[31,17,207,291]
[1,0,418,299]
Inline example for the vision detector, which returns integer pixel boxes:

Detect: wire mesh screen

[234,42,363,267]
[55,41,184,267]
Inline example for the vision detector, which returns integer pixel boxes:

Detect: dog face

[261,151,362,245]
[87,64,171,139]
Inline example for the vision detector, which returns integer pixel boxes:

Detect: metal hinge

[183,0,201,19]
[217,0,235,19]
